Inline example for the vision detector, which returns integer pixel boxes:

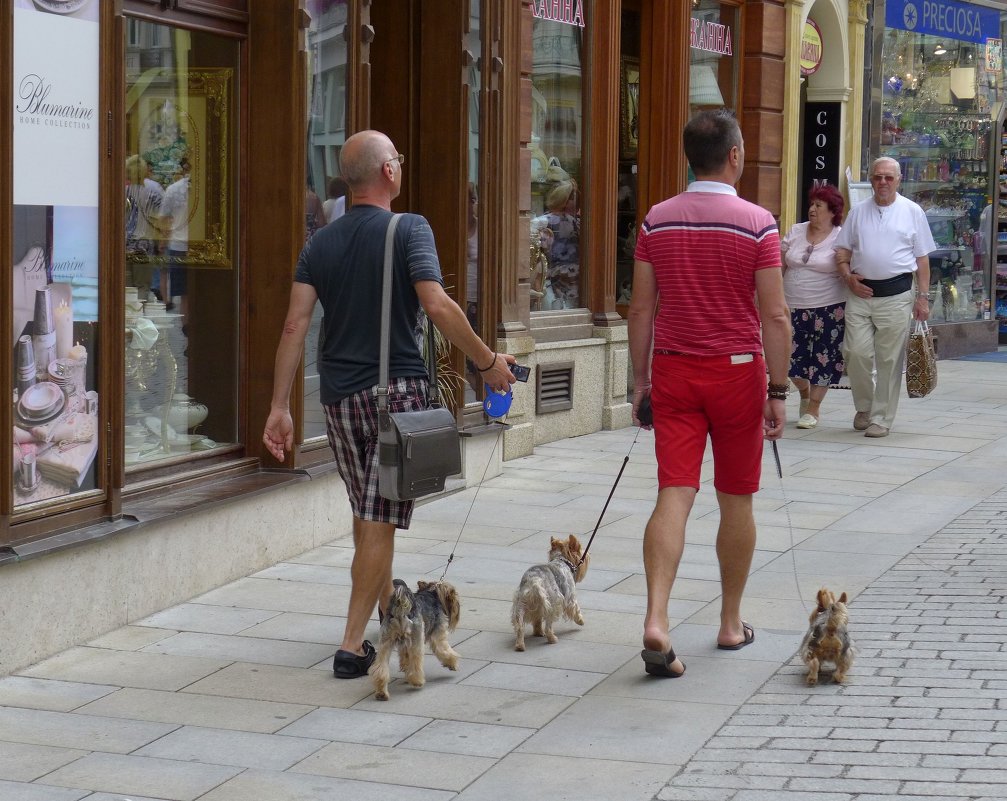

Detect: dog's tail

[512,576,553,624]
[386,582,413,624]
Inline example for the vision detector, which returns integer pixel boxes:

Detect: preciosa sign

[530,0,585,28]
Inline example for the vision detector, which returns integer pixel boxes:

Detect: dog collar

[555,555,578,574]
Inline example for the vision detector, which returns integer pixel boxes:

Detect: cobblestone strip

[656,493,1007,801]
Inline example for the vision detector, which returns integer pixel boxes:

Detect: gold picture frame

[620,57,640,161]
[127,68,233,269]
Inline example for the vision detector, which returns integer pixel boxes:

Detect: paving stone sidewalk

[658,491,1007,801]
[0,357,1004,800]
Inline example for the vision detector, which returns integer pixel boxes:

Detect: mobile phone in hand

[509,363,531,382]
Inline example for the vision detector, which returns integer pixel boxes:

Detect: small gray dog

[511,534,590,651]
[370,579,461,701]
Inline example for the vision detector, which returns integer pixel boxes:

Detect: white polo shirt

[834,194,936,280]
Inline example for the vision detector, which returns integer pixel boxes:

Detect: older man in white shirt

[834,157,934,438]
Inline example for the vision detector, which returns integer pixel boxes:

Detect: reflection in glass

[464,5,482,404]
[123,22,238,468]
[529,16,584,311]
[303,1,350,440]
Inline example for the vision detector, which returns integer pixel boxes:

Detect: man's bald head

[340,130,397,191]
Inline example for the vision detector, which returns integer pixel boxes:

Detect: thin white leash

[772,439,810,614]
[437,415,509,581]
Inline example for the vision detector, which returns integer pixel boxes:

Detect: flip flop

[332,640,376,679]
[717,622,755,651]
[641,645,686,678]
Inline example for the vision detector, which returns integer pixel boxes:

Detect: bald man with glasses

[834,157,934,438]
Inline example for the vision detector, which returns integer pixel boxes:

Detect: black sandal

[332,640,376,679]
[641,645,686,678]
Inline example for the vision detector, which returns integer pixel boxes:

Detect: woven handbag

[905,320,937,398]
[376,215,461,501]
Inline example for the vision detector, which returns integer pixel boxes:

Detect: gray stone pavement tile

[19,649,230,692]
[401,520,538,546]
[235,612,345,645]
[661,622,804,664]
[290,740,495,791]
[189,577,351,616]
[742,566,875,605]
[518,695,730,764]
[250,562,351,585]
[276,706,431,745]
[0,677,115,712]
[398,719,535,758]
[133,725,327,770]
[182,662,374,707]
[0,780,89,801]
[140,632,334,668]
[197,768,454,801]
[0,707,176,753]
[794,528,932,556]
[412,497,629,534]
[38,752,241,801]
[589,653,782,706]
[455,752,675,801]
[352,682,575,728]
[460,661,607,697]
[136,604,280,635]
[0,740,88,782]
[85,627,176,651]
[84,794,173,801]
[75,687,313,734]
[455,629,639,673]
[608,573,723,602]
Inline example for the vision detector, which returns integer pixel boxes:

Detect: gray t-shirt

[294,205,444,404]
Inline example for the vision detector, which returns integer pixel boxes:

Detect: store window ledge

[5,468,312,564]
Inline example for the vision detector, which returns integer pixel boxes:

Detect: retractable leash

[436,385,513,581]
[772,439,810,614]
[577,416,648,568]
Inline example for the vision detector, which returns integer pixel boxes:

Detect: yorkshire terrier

[799,588,855,686]
[511,534,590,651]
[370,579,461,701]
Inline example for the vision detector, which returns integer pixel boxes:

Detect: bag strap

[377,214,402,418]
[377,213,440,419]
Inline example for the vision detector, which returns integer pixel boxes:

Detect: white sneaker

[796,413,818,429]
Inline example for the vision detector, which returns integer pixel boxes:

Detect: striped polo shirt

[634,181,781,356]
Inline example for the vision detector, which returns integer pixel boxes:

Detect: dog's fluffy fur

[511,535,589,651]
[799,588,855,686]
[370,579,461,701]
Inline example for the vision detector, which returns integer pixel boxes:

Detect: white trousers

[843,290,914,430]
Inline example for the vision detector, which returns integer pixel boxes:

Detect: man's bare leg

[340,517,395,655]
[715,490,756,648]
[642,486,696,671]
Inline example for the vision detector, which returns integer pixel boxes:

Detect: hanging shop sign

[530,0,585,28]
[885,0,999,45]
[800,18,824,77]
[690,16,733,56]
[800,102,841,220]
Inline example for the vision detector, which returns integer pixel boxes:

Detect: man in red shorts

[628,109,791,678]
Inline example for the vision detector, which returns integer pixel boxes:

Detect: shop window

[688,2,739,120]
[877,11,1007,325]
[302,0,350,441]
[12,2,101,509]
[529,14,584,313]
[463,4,483,407]
[123,23,239,470]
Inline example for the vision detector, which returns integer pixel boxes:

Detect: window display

[303,1,350,440]
[123,22,239,468]
[12,2,100,507]
[877,4,1007,325]
[529,12,584,311]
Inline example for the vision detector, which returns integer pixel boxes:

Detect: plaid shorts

[323,376,430,529]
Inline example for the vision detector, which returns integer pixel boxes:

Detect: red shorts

[651,352,767,495]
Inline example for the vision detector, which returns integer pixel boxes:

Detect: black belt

[859,272,913,297]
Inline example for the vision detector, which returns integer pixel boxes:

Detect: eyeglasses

[385,154,405,167]
[870,174,898,183]
[802,244,814,264]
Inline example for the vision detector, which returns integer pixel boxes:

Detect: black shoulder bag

[376,214,462,501]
